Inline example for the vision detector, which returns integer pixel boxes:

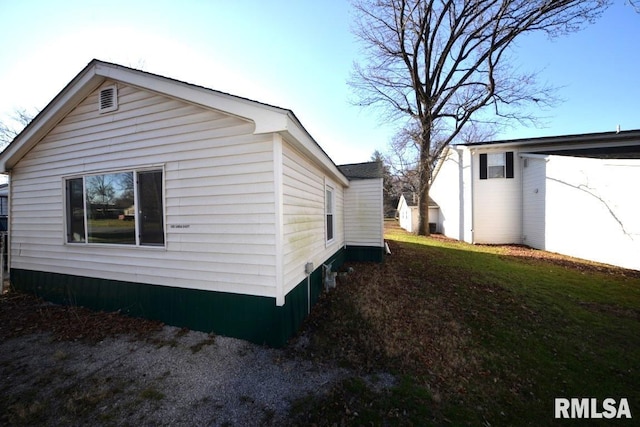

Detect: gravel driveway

[0,325,355,426]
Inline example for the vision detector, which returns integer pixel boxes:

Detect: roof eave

[279,112,349,187]
[459,129,640,152]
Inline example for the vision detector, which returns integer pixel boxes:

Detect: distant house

[430,130,640,270]
[397,193,439,234]
[0,60,384,346]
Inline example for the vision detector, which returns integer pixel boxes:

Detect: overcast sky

[0,0,638,165]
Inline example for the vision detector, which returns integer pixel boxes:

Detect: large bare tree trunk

[417,125,432,235]
[418,182,430,236]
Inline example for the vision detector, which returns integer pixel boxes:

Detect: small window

[487,153,505,178]
[480,152,514,179]
[66,169,164,247]
[138,170,165,246]
[99,85,118,113]
[326,186,334,242]
[66,178,86,242]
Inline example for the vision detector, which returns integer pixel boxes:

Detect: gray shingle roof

[401,192,438,208]
[337,161,383,180]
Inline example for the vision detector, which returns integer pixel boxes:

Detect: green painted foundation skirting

[345,245,385,262]
[10,246,381,347]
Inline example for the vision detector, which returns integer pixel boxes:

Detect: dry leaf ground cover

[288,221,640,426]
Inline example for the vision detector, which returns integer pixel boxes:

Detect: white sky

[1,0,639,165]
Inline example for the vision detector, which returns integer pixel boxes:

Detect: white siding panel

[431,148,466,240]
[344,178,383,246]
[282,141,345,294]
[472,149,522,244]
[544,156,640,270]
[522,157,547,249]
[10,82,279,298]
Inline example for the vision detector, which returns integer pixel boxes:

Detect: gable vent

[99,85,118,113]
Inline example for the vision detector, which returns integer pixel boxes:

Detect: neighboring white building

[0,60,384,346]
[430,130,640,271]
[338,162,385,255]
[397,193,439,234]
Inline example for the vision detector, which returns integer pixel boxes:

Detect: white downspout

[469,148,476,244]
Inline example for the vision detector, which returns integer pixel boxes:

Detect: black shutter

[479,153,488,180]
[506,151,514,178]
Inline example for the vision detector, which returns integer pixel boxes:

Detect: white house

[430,130,640,271]
[397,193,439,234]
[0,60,384,346]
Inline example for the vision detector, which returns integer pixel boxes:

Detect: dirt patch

[0,291,351,426]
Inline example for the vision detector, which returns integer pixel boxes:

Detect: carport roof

[458,128,640,158]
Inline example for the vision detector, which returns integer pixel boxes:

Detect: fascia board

[280,114,349,187]
[463,131,640,153]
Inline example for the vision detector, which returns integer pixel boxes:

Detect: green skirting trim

[10,248,346,348]
[346,245,385,262]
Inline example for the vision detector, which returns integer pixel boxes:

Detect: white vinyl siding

[9,82,278,298]
[472,149,522,244]
[430,148,473,242]
[522,156,547,249]
[282,142,344,295]
[542,156,640,270]
[342,178,383,246]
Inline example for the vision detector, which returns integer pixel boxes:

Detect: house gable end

[1,60,348,187]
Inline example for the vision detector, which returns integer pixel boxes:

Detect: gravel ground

[0,325,361,426]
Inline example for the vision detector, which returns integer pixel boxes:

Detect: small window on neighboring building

[487,153,506,178]
[98,85,118,113]
[326,186,334,242]
[479,152,514,179]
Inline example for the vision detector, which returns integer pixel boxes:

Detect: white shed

[0,60,385,346]
[397,193,439,234]
[430,131,640,271]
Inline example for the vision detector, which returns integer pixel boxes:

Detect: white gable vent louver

[99,85,118,113]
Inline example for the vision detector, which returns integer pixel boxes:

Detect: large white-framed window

[65,168,165,247]
[325,185,334,243]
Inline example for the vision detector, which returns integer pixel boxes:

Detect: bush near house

[289,221,640,426]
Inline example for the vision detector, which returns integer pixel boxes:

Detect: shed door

[522,157,546,249]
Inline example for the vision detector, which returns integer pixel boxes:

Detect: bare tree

[0,108,36,149]
[350,0,611,235]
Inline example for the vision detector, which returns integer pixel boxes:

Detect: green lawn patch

[289,222,640,426]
